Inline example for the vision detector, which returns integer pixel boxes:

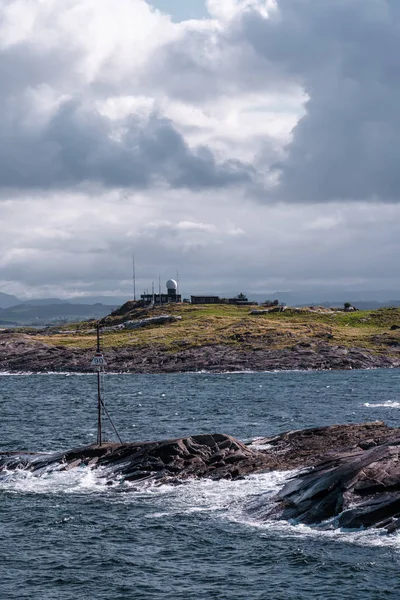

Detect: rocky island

[3,421,400,533]
[1,303,400,373]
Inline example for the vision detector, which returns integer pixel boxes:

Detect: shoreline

[0,337,398,374]
[0,364,398,376]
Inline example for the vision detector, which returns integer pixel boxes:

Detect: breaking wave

[1,464,399,550]
[363,400,400,408]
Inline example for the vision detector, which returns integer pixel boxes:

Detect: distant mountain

[248,290,400,307]
[21,298,69,306]
[307,300,400,310]
[0,292,21,309]
[12,295,132,306]
[65,295,132,305]
[0,302,118,326]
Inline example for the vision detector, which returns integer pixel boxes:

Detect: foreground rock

[248,421,400,533]
[5,421,400,532]
[0,332,399,373]
[0,434,270,484]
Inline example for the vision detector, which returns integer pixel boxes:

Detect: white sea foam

[248,438,273,450]
[0,465,110,494]
[0,371,34,376]
[0,371,135,377]
[132,471,400,550]
[139,474,400,550]
[363,400,400,408]
[2,464,400,549]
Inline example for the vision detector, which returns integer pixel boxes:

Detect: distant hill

[20,298,70,306]
[248,290,400,307]
[0,292,21,309]
[305,300,400,310]
[0,302,118,325]
[255,288,400,308]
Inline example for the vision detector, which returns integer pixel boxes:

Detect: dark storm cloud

[0,99,254,191]
[144,0,400,203]
[2,0,400,203]
[235,0,400,202]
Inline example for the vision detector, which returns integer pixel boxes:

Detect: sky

[1,0,400,300]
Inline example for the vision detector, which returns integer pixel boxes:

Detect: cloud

[232,0,400,202]
[3,0,400,203]
[2,0,400,299]
[0,98,254,191]
[3,186,400,299]
[141,0,400,203]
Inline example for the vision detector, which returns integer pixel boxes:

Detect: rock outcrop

[5,421,400,532]
[0,433,270,484]
[247,422,400,533]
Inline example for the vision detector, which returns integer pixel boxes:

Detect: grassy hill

[33,303,400,359]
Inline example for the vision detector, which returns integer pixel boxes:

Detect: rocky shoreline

[248,421,400,534]
[0,332,399,373]
[3,421,400,533]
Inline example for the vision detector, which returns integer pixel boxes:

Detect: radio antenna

[132,254,136,301]
[91,325,123,446]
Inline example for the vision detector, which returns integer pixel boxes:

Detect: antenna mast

[96,325,103,446]
[132,254,136,301]
[91,325,123,446]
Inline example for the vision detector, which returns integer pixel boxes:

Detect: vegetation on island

[30,303,400,360]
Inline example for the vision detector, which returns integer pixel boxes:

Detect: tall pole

[132,254,136,301]
[96,325,102,446]
[91,326,122,446]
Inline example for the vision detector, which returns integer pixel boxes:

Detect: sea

[1,369,400,600]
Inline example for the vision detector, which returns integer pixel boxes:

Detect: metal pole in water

[96,325,102,446]
[97,369,102,446]
[91,325,122,446]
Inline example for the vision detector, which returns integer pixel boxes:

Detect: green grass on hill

[33,304,400,357]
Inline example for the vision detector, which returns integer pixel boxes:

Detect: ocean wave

[363,400,400,408]
[0,465,110,494]
[1,464,399,549]
[0,371,135,377]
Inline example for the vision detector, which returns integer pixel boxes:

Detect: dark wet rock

[247,422,400,533]
[247,421,397,470]
[5,421,400,532]
[0,434,271,484]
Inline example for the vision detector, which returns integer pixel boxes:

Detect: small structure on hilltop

[141,279,182,306]
[228,293,255,306]
[190,295,221,304]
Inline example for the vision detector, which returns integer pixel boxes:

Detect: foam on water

[1,460,400,553]
[364,400,400,408]
[0,465,110,495]
[135,471,400,551]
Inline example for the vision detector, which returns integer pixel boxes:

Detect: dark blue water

[1,369,400,599]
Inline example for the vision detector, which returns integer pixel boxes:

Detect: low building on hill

[190,295,220,304]
[228,295,254,306]
[228,300,255,306]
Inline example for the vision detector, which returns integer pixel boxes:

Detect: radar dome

[166,279,178,290]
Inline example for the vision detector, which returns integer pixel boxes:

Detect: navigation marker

[91,352,107,368]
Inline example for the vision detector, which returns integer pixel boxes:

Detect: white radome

[166,279,178,290]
